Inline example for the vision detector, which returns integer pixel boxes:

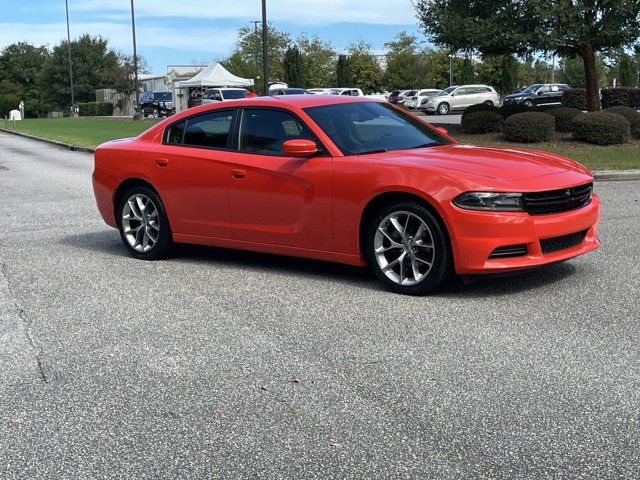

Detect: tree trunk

[581,46,600,111]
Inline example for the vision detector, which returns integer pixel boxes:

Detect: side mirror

[282,139,318,157]
[434,127,448,135]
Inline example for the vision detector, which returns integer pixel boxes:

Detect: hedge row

[561,88,640,110]
[78,102,114,117]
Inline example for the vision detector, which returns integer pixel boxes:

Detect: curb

[1,127,638,181]
[0,128,95,153]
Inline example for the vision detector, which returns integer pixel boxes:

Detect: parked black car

[268,88,308,96]
[388,90,407,105]
[502,84,571,108]
[140,91,174,118]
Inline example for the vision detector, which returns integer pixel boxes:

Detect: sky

[1,0,424,73]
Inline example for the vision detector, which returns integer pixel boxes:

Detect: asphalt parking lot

[1,130,639,479]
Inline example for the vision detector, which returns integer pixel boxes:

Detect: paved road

[411,111,462,124]
[1,131,639,479]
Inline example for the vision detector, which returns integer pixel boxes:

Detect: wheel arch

[113,178,163,227]
[358,190,454,263]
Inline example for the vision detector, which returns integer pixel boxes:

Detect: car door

[534,86,555,106]
[151,109,236,239]
[227,107,333,251]
[451,87,475,109]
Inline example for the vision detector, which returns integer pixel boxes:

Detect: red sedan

[93,95,600,295]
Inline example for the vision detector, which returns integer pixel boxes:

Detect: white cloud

[72,0,417,25]
[0,21,238,53]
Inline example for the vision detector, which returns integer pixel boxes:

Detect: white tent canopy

[179,63,253,88]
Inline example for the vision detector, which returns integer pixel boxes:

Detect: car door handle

[231,169,246,179]
[155,158,169,167]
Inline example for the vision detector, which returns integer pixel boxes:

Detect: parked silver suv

[421,85,500,115]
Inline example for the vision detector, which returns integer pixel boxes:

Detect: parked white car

[405,89,442,109]
[200,88,250,104]
[329,88,364,96]
[307,88,332,95]
[420,85,500,115]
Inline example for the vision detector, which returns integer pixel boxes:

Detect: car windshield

[304,102,450,155]
[222,89,247,99]
[155,92,172,101]
[435,87,456,97]
[285,89,306,94]
[521,84,544,94]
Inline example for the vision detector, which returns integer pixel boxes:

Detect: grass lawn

[446,126,640,171]
[0,117,158,149]
[1,117,638,170]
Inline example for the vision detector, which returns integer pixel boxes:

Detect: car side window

[182,110,235,148]
[213,90,223,101]
[456,88,471,95]
[165,120,186,144]
[239,109,315,155]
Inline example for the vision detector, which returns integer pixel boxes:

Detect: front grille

[540,230,588,254]
[523,183,592,215]
[489,244,527,259]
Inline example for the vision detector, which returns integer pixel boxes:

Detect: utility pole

[130,0,142,119]
[448,53,454,86]
[261,0,268,95]
[250,20,261,94]
[551,53,556,83]
[64,0,75,116]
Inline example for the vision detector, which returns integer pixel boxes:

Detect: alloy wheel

[122,194,160,252]
[373,211,436,286]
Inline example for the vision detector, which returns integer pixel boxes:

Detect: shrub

[462,102,500,120]
[571,111,630,145]
[77,102,114,117]
[603,106,640,133]
[499,103,538,119]
[547,107,582,133]
[562,89,587,110]
[461,110,503,134]
[601,88,640,109]
[504,112,555,143]
[0,93,20,117]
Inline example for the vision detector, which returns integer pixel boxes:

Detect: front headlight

[453,192,524,211]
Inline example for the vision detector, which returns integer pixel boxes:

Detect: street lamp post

[261,0,268,95]
[130,0,142,119]
[250,20,261,94]
[448,54,454,86]
[64,0,75,116]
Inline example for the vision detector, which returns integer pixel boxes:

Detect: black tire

[117,185,173,260]
[524,100,534,108]
[483,100,494,106]
[365,201,453,295]
[436,102,450,115]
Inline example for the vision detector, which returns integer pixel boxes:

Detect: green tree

[0,42,50,117]
[222,24,291,94]
[296,34,336,87]
[42,34,122,108]
[422,49,464,89]
[336,55,352,87]
[345,40,383,93]
[475,54,519,93]
[282,46,306,87]
[460,55,474,84]
[618,52,638,87]
[415,0,640,110]
[559,54,608,88]
[383,32,424,89]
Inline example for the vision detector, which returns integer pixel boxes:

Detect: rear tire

[117,186,172,260]
[365,201,452,295]
[483,100,494,106]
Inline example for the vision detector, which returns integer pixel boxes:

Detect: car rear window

[222,90,247,99]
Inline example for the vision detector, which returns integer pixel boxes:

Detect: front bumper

[447,194,601,274]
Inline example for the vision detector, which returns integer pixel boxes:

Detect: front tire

[483,100,494,106]
[117,186,172,260]
[365,201,452,295]
[436,102,450,115]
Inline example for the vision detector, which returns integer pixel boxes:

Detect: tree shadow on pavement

[60,230,581,297]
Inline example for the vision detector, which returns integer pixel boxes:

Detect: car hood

[503,92,531,100]
[371,144,592,190]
